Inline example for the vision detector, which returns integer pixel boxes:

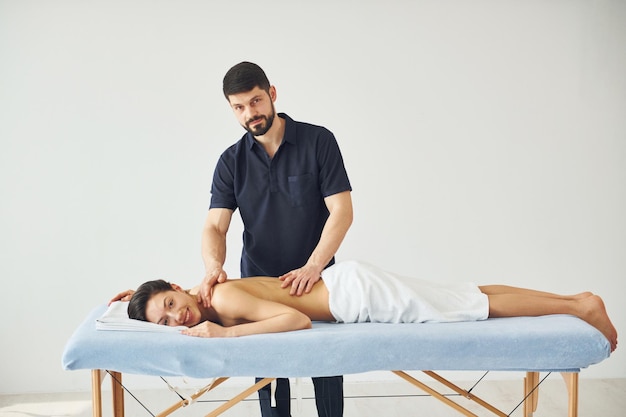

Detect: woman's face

[144,288,202,327]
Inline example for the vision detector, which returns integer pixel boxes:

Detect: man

[110,62,352,417]
[127,260,618,353]
[201,62,353,417]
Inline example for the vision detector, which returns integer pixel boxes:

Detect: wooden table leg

[561,372,579,417]
[110,371,124,417]
[91,370,102,417]
[524,372,539,417]
[204,378,275,417]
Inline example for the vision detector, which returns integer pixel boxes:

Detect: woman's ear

[170,283,184,292]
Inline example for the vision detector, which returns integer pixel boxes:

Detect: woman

[126,260,618,352]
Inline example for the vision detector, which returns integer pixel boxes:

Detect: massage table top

[62,304,610,378]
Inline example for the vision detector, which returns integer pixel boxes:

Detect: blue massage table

[62,304,611,417]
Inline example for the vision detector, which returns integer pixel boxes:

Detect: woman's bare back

[221,277,334,321]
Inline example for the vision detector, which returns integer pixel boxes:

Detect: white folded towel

[96,301,186,333]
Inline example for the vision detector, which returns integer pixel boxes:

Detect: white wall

[1,0,624,394]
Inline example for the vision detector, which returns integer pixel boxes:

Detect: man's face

[145,288,202,327]
[228,86,276,136]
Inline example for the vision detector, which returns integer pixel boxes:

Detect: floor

[1,376,624,417]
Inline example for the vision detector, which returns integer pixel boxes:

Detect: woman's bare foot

[578,295,618,352]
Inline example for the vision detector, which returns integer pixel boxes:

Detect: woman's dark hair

[127,279,172,322]
[223,61,271,98]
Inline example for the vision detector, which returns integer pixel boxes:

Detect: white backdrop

[1,0,624,394]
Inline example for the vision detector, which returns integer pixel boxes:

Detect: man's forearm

[201,228,227,272]
[307,216,351,270]
[201,208,233,273]
[307,194,353,271]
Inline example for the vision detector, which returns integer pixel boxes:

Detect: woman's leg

[479,284,591,300]
[484,290,617,352]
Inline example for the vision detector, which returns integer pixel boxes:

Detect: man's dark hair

[127,279,172,322]
[223,61,271,98]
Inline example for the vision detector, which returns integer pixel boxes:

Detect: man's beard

[244,106,276,136]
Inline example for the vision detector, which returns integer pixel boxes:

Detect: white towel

[322,260,489,324]
[96,301,186,333]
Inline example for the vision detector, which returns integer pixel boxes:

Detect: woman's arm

[182,284,312,338]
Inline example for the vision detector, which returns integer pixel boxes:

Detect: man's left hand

[279,264,323,296]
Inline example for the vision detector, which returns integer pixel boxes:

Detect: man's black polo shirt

[210,113,352,277]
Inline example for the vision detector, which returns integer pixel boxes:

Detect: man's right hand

[198,266,228,308]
